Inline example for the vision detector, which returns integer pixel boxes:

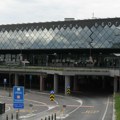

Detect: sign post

[29,75,32,90]
[3,78,7,90]
[66,85,70,95]
[13,86,24,119]
[50,90,55,101]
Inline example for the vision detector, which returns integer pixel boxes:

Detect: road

[0,89,113,120]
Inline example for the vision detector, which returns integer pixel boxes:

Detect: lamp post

[19,41,24,62]
[22,59,29,94]
[89,41,92,57]
[88,41,94,63]
[29,75,32,90]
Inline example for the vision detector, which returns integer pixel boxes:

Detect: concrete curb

[113,97,116,120]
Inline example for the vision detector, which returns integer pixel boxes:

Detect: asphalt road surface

[0,89,113,120]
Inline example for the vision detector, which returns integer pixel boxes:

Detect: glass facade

[0,23,120,49]
[0,18,120,67]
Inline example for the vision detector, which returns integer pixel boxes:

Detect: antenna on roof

[92,12,94,19]
[92,12,96,19]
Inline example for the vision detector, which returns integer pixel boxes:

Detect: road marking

[5,106,11,112]
[20,113,36,119]
[0,92,83,119]
[102,97,109,120]
[82,110,99,114]
[57,99,83,119]
[61,105,94,108]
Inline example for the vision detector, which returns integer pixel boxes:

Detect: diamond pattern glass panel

[0,21,119,49]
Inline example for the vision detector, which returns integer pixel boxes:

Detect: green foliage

[115,94,120,120]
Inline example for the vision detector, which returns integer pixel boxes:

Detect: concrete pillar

[73,76,77,91]
[114,77,117,93]
[54,74,58,93]
[15,74,18,86]
[65,76,70,95]
[40,75,44,91]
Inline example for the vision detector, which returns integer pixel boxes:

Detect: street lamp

[19,41,24,62]
[21,59,30,94]
[88,41,94,63]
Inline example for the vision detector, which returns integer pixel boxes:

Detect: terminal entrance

[71,75,113,94]
[0,73,114,95]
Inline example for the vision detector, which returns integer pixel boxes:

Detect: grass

[115,93,120,120]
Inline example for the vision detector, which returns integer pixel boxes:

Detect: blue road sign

[13,86,24,109]
[50,90,54,94]
[67,85,70,88]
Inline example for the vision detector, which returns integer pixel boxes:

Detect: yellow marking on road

[82,110,99,114]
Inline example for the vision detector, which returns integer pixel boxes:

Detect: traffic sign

[13,86,24,109]
[50,90,54,94]
[67,85,70,88]
[67,88,70,95]
[50,90,55,101]
[66,85,70,95]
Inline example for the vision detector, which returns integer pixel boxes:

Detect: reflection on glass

[0,24,119,49]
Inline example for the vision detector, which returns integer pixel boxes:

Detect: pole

[30,75,32,90]
[30,78,31,90]
[16,109,19,120]
[24,74,25,94]
[46,55,48,66]
[8,65,11,97]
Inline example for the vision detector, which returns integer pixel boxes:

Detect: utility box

[0,103,5,114]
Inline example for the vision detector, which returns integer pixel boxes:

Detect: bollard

[11,113,13,119]
[6,115,8,120]
[51,114,53,120]
[48,116,50,120]
[45,117,47,120]
[16,112,19,120]
[54,113,56,120]
[41,119,43,120]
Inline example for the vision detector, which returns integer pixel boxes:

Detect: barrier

[0,103,5,114]
[4,112,57,120]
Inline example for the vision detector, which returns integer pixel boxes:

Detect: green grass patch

[115,93,120,120]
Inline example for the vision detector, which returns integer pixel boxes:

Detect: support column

[54,74,58,93]
[73,76,77,91]
[65,75,70,95]
[40,75,44,91]
[15,74,18,86]
[114,77,117,93]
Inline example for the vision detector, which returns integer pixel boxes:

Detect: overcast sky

[0,0,120,24]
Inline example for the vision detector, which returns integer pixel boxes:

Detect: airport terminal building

[0,18,120,94]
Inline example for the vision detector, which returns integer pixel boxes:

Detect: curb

[113,97,116,120]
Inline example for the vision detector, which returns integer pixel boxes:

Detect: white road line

[68,100,82,115]
[102,97,109,120]
[57,99,83,119]
[5,106,11,112]
[25,98,48,106]
[0,92,83,119]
